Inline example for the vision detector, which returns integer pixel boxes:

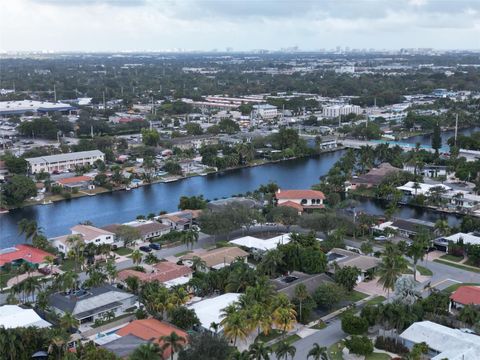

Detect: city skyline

[1,0,479,52]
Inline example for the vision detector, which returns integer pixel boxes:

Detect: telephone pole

[454,113,459,146]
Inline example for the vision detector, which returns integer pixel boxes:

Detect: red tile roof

[278,201,304,211]
[118,262,192,283]
[450,286,480,306]
[116,319,187,359]
[0,245,54,267]
[275,189,325,200]
[57,176,92,185]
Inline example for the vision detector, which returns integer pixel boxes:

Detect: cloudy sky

[1,0,479,52]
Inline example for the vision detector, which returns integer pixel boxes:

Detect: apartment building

[26,150,105,174]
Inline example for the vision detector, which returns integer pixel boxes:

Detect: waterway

[1,127,478,248]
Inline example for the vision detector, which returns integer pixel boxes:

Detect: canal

[1,127,477,247]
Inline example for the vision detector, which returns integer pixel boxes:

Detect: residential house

[0,305,51,329]
[180,247,249,271]
[48,285,137,324]
[403,164,451,178]
[0,244,55,269]
[50,225,116,254]
[449,286,480,312]
[103,220,170,242]
[400,321,480,360]
[118,261,193,288]
[229,233,292,254]
[56,176,94,191]
[188,293,241,332]
[374,218,436,239]
[346,163,402,190]
[275,189,325,213]
[326,248,381,282]
[397,181,451,196]
[103,319,188,359]
[434,232,480,252]
[271,272,332,300]
[157,210,201,230]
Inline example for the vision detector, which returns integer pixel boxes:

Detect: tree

[270,206,299,232]
[220,310,248,346]
[129,342,163,360]
[141,128,160,147]
[178,195,207,210]
[182,229,199,249]
[248,341,271,360]
[431,122,442,156]
[66,234,85,272]
[3,154,28,174]
[313,283,345,310]
[178,332,233,360]
[360,241,373,255]
[410,342,429,360]
[293,283,309,324]
[169,306,200,330]
[272,295,297,335]
[131,250,143,266]
[115,225,141,248]
[307,343,328,360]
[407,229,431,281]
[160,331,186,360]
[275,341,296,360]
[378,243,408,297]
[59,312,79,333]
[3,175,37,206]
[394,276,420,306]
[334,266,361,292]
[341,311,369,335]
[344,336,373,356]
[434,219,450,236]
[18,219,43,244]
[458,304,479,326]
[125,275,140,294]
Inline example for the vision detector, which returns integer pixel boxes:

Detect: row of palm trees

[129,331,186,360]
[229,341,328,360]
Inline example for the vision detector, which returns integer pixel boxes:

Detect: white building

[50,225,116,254]
[400,321,480,360]
[188,293,241,331]
[0,100,75,117]
[322,104,362,118]
[230,234,292,253]
[396,182,451,196]
[26,150,105,174]
[0,305,51,329]
[252,104,278,119]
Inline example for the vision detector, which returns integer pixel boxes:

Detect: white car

[374,236,388,241]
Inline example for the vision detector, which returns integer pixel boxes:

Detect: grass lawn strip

[416,265,433,276]
[433,259,480,273]
[345,290,369,302]
[114,247,133,256]
[365,296,387,306]
[439,254,464,262]
[270,334,301,352]
[255,329,282,343]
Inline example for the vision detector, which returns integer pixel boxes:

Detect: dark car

[149,243,161,250]
[139,246,152,253]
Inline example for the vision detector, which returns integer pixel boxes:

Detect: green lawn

[433,259,480,273]
[442,282,480,294]
[255,329,283,343]
[328,341,345,360]
[0,272,16,289]
[345,290,369,302]
[174,250,192,257]
[310,321,327,330]
[365,296,387,306]
[114,247,133,256]
[366,353,391,360]
[440,254,464,262]
[417,265,433,276]
[59,259,76,272]
[271,334,301,352]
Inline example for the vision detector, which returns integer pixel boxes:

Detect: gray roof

[26,150,104,165]
[271,272,332,299]
[49,285,135,318]
[101,334,148,358]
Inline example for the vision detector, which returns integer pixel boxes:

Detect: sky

[1,0,479,52]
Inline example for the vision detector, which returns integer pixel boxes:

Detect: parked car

[149,243,161,250]
[374,236,388,241]
[139,246,152,253]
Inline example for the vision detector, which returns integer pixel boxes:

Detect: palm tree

[182,229,199,249]
[18,219,43,244]
[307,343,329,360]
[435,219,450,236]
[19,276,40,303]
[407,229,431,281]
[272,295,297,337]
[105,259,118,284]
[275,341,296,360]
[44,255,56,275]
[210,321,219,336]
[258,249,284,277]
[191,256,207,272]
[144,252,159,265]
[131,249,143,266]
[294,283,309,322]
[378,244,408,297]
[59,312,79,333]
[248,341,271,360]
[48,333,68,360]
[229,350,250,360]
[129,342,163,360]
[160,331,186,360]
[221,310,248,346]
[66,234,84,272]
[125,275,140,295]
[458,304,479,326]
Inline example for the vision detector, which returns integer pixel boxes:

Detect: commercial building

[252,104,278,119]
[0,100,76,117]
[400,321,480,360]
[26,150,105,174]
[48,285,137,324]
[322,104,362,118]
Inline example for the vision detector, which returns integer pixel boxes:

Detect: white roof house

[397,182,451,196]
[188,293,240,331]
[400,321,480,360]
[0,305,51,329]
[444,232,480,246]
[229,234,292,252]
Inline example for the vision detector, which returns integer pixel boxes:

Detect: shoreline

[7,146,345,211]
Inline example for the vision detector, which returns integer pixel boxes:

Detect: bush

[374,336,409,355]
[341,312,369,335]
[345,335,373,356]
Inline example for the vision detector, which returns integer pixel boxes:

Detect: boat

[125,187,131,191]
[0,208,9,214]
[42,200,53,205]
